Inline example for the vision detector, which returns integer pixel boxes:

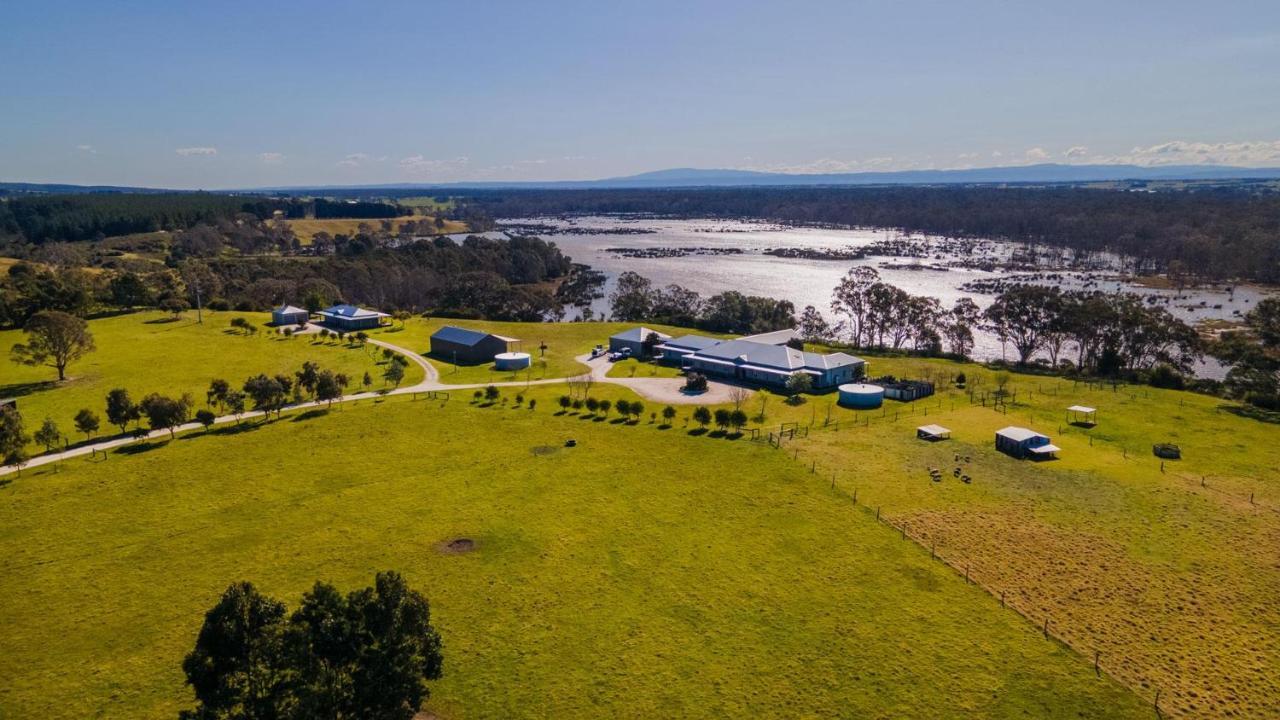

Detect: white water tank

[838,383,884,409]
[494,352,531,371]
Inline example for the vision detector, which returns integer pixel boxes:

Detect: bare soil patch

[436,537,476,555]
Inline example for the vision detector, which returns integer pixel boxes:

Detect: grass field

[0,311,419,452]
[284,217,468,244]
[604,357,686,379]
[742,356,1280,719]
[2,320,1277,718]
[398,196,457,213]
[0,393,1148,719]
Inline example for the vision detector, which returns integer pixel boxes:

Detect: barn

[995,426,1060,460]
[271,304,309,326]
[430,326,519,364]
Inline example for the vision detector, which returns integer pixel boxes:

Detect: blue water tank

[838,383,884,409]
[494,352,531,371]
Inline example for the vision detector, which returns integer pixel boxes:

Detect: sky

[2,0,1278,189]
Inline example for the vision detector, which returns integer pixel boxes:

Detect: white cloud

[1064,145,1089,158]
[1098,140,1280,167]
[76,144,97,154]
[176,146,217,156]
[1024,147,1050,161]
[336,152,388,168]
[399,155,470,176]
[259,152,285,164]
[991,150,1004,158]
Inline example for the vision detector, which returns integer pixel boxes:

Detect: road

[2,339,742,476]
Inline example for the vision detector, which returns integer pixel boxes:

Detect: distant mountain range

[5,163,1280,196]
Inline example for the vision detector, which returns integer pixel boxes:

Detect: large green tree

[9,310,96,381]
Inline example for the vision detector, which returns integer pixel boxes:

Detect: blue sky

[2,0,1278,188]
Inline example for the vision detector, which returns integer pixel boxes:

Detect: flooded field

[493,216,1274,376]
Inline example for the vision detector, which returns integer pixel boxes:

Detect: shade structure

[917,424,951,440]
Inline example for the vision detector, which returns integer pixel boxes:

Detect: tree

[585,397,599,413]
[196,409,217,431]
[0,406,30,469]
[558,395,571,412]
[943,298,981,358]
[662,405,676,425]
[692,406,711,428]
[362,372,373,392]
[105,388,140,433]
[785,371,813,396]
[224,390,246,423]
[74,408,100,441]
[10,310,96,381]
[483,385,500,402]
[243,375,288,419]
[598,399,612,416]
[609,271,653,321]
[729,409,748,433]
[629,400,645,421]
[315,370,343,407]
[712,408,731,431]
[983,286,1062,365]
[181,572,443,720]
[207,379,231,411]
[181,582,290,720]
[383,361,405,388]
[798,305,832,343]
[160,296,190,319]
[33,417,63,452]
[139,393,193,439]
[615,399,631,418]
[830,267,880,346]
[295,361,321,399]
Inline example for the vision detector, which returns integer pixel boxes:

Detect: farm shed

[916,424,951,441]
[317,304,389,331]
[271,304,309,326]
[995,426,1060,460]
[430,326,518,364]
[609,327,671,357]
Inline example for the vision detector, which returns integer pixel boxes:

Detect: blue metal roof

[431,325,493,346]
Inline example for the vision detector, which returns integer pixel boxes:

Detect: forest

[0,194,407,244]
[456,186,1280,283]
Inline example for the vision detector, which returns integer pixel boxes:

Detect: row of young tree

[607,271,795,334]
[180,571,442,720]
[812,267,1203,376]
[0,356,398,469]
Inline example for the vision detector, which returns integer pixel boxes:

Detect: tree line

[607,271,795,334]
[811,267,1203,378]
[456,186,1280,283]
[0,193,409,245]
[0,230,574,328]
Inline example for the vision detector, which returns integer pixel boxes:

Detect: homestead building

[316,304,389,331]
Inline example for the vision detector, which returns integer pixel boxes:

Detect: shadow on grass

[143,317,182,325]
[687,427,708,436]
[0,478,12,490]
[0,379,59,401]
[1219,403,1280,424]
[207,422,265,437]
[116,440,168,455]
[291,408,331,423]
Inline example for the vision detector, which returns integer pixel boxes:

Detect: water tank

[494,352,531,371]
[837,383,884,409]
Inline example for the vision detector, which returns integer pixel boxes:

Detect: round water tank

[494,352,531,371]
[837,383,884,409]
